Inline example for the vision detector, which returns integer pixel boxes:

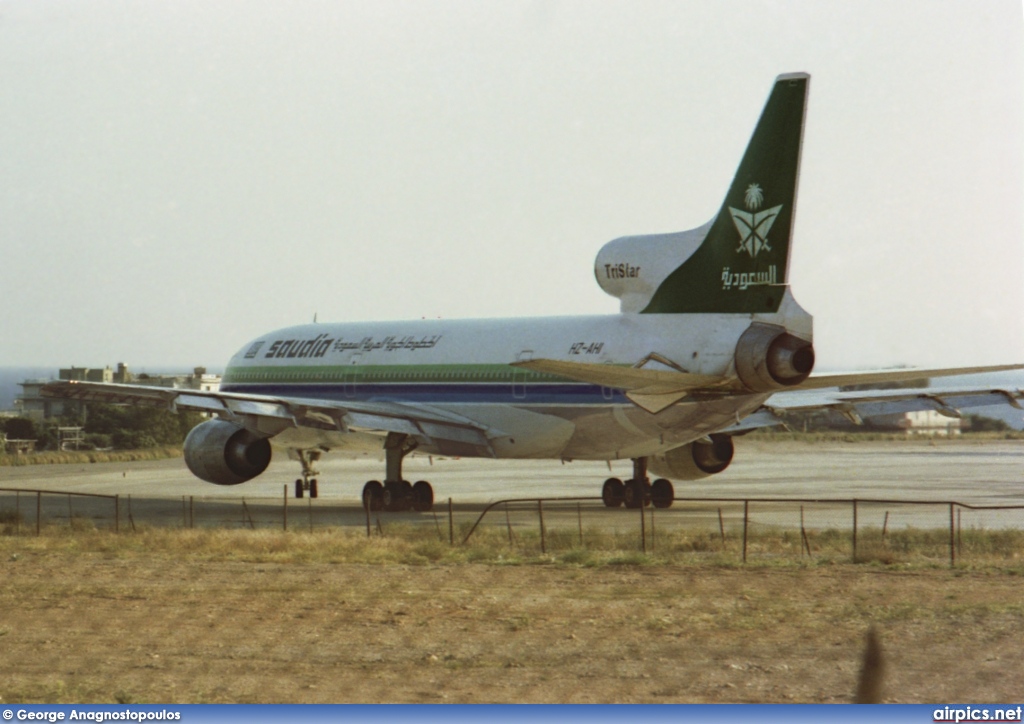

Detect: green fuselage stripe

[223,363,575,385]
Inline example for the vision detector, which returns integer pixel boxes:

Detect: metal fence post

[639,495,647,554]
[283,484,288,531]
[650,506,655,553]
[852,499,858,563]
[800,505,807,557]
[242,498,255,530]
[36,491,41,536]
[538,499,546,554]
[448,497,453,546]
[957,507,962,558]
[949,502,956,568]
[433,510,444,541]
[115,494,120,533]
[742,500,749,563]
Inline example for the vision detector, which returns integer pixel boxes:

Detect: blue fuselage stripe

[220,382,626,405]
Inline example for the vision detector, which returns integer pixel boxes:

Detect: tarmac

[1,438,1022,534]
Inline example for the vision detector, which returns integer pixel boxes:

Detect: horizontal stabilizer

[623,390,693,414]
[512,358,735,412]
[511,358,728,395]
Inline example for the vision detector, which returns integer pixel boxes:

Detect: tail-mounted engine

[734,322,814,393]
[183,419,272,486]
[648,434,734,480]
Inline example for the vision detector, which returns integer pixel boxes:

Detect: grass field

[1,525,1022,704]
[0,448,182,467]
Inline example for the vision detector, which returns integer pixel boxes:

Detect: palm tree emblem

[744,183,764,210]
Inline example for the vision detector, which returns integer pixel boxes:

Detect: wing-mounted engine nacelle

[183,419,272,486]
[649,434,734,481]
[734,322,815,393]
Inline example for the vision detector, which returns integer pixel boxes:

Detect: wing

[794,364,1024,391]
[40,381,495,457]
[513,358,1024,414]
[726,384,1024,433]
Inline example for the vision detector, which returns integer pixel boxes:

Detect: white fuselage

[220,311,786,460]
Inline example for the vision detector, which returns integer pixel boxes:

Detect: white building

[897,409,962,436]
[133,367,222,393]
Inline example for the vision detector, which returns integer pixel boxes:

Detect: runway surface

[2,438,1022,533]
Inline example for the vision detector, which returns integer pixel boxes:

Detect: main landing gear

[362,433,435,513]
[293,449,321,499]
[601,457,674,509]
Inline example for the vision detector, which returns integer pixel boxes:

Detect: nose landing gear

[292,449,322,498]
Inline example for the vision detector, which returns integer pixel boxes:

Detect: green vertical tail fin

[641,73,809,314]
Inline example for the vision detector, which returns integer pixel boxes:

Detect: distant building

[898,409,962,436]
[867,409,963,436]
[133,367,221,393]
[60,366,111,383]
[16,363,220,421]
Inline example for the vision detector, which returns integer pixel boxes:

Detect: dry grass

[0,526,1023,704]
[3,519,1024,568]
[0,448,182,467]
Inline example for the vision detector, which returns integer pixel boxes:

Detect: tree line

[1,405,206,451]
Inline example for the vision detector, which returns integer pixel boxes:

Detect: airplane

[43,72,1024,512]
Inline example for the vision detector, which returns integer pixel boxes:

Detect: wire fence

[2,486,1024,566]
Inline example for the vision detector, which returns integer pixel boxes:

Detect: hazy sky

[2,0,1022,372]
